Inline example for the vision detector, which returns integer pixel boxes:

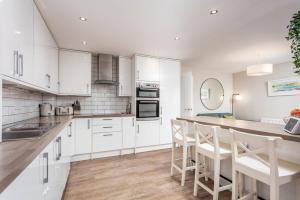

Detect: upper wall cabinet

[59,50,92,96]
[118,56,132,96]
[0,0,59,94]
[1,0,34,83]
[135,55,160,82]
[33,4,58,93]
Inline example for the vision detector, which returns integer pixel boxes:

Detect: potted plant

[286,10,300,75]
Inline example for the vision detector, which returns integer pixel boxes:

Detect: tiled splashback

[2,55,130,125]
[2,86,43,125]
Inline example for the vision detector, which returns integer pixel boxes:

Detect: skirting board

[71,143,172,162]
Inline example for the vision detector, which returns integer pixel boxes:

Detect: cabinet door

[75,118,92,154]
[122,117,136,149]
[1,0,34,81]
[59,50,92,96]
[0,155,42,200]
[159,59,181,144]
[118,57,132,96]
[136,120,160,147]
[33,4,58,92]
[135,56,159,82]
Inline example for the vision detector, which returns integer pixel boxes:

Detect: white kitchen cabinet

[1,0,34,83]
[159,59,181,144]
[135,55,160,82]
[122,117,136,149]
[118,57,132,96]
[75,118,92,154]
[33,4,58,93]
[136,120,160,147]
[59,50,92,96]
[93,132,122,152]
[0,154,42,200]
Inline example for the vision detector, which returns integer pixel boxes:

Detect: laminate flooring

[63,149,231,200]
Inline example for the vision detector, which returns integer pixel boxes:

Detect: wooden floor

[63,149,231,200]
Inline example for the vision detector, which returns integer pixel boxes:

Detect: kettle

[39,103,55,117]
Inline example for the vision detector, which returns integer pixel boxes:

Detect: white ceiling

[35,0,300,72]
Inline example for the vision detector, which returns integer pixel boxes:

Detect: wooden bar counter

[177,116,300,142]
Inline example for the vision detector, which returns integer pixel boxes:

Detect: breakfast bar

[177,116,300,142]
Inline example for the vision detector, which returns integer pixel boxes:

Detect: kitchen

[0,0,300,200]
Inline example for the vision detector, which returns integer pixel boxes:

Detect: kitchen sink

[2,122,60,141]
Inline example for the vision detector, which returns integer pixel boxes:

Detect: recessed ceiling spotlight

[82,41,87,45]
[210,10,218,15]
[79,17,87,21]
[174,36,180,40]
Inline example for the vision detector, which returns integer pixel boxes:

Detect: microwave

[136,100,160,119]
[136,82,159,98]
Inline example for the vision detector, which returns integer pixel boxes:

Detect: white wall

[182,66,233,115]
[233,62,299,121]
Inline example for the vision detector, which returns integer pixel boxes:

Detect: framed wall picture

[268,77,300,96]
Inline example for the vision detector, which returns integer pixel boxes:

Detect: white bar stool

[230,129,300,200]
[193,123,232,200]
[171,120,196,186]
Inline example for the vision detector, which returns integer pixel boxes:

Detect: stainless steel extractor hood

[95,54,118,85]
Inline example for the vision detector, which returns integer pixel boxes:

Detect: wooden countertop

[177,116,300,143]
[0,113,135,194]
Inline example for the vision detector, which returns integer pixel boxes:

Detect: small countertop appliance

[39,103,55,117]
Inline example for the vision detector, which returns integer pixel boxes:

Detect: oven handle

[137,88,159,91]
[138,100,159,103]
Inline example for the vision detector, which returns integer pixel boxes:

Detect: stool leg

[193,152,199,196]
[181,145,188,186]
[213,158,220,200]
[238,172,244,198]
[252,178,257,200]
[171,142,176,176]
[232,169,238,200]
[270,182,279,200]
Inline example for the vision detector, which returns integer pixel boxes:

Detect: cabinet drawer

[92,117,121,125]
[93,132,122,152]
[93,124,121,133]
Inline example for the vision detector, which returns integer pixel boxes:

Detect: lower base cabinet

[136,120,160,147]
[0,121,74,200]
[74,118,92,155]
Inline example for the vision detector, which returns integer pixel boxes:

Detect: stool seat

[197,142,231,159]
[236,155,300,185]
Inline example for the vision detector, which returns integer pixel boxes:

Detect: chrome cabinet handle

[68,122,72,137]
[56,137,61,160]
[103,118,112,121]
[43,152,49,184]
[103,126,113,129]
[88,119,90,129]
[13,51,19,75]
[18,54,23,77]
[160,117,162,125]
[103,134,113,137]
[46,74,50,88]
[132,118,134,127]
[86,84,89,93]
[137,124,140,134]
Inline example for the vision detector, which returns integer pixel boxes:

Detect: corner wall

[233,62,298,121]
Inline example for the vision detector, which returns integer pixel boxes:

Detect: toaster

[55,106,74,116]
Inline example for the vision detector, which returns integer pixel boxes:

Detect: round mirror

[200,78,224,110]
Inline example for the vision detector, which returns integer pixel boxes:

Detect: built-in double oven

[136,82,160,120]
